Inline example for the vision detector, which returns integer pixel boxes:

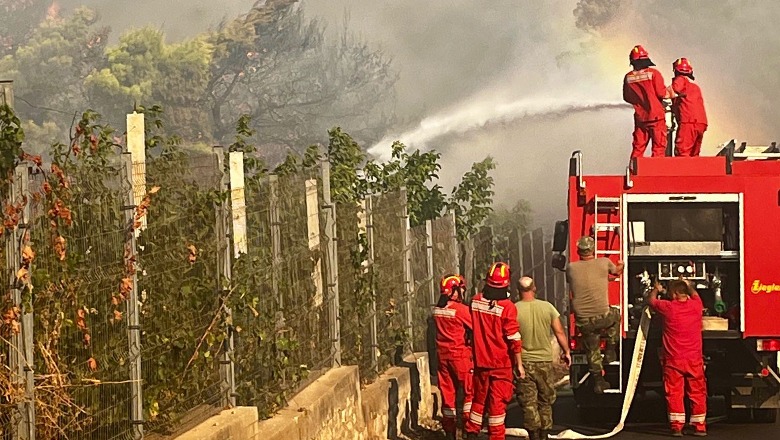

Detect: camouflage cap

[577,236,595,253]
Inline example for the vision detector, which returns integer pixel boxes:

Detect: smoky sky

[305,0,780,227]
[52,0,780,227]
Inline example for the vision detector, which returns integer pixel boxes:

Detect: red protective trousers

[438,357,473,433]
[674,123,707,157]
[631,119,668,158]
[663,358,707,432]
[465,367,515,440]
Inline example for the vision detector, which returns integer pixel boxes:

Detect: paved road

[503,391,780,439]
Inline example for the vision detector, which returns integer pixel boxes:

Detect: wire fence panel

[273,170,331,391]
[230,172,278,418]
[410,223,431,353]
[371,191,408,369]
[139,152,223,435]
[336,200,375,381]
[0,184,12,439]
[28,164,133,440]
[430,214,458,278]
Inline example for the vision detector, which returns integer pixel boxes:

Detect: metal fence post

[214,147,237,407]
[365,196,379,373]
[268,175,282,308]
[6,163,35,440]
[425,219,435,306]
[447,211,459,273]
[124,117,144,439]
[320,160,341,367]
[399,188,414,349]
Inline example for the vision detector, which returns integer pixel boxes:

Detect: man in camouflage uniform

[566,236,623,393]
[514,277,572,440]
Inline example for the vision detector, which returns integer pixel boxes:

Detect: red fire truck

[552,142,780,423]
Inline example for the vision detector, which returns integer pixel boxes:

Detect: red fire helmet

[440,274,466,296]
[673,57,694,75]
[485,262,511,289]
[629,45,650,62]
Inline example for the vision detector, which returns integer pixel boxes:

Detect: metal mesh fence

[0,184,12,439]
[28,163,132,440]
[230,168,332,419]
[336,200,376,381]
[431,214,458,278]
[139,152,223,435]
[410,223,431,353]
[370,191,409,370]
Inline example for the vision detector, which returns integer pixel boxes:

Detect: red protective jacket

[470,293,523,369]
[649,295,704,361]
[623,67,667,122]
[433,300,473,360]
[671,76,707,125]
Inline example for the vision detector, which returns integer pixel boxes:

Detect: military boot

[527,430,541,440]
[540,429,550,440]
[444,431,457,440]
[593,375,610,394]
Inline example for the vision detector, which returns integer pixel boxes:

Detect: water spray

[368,97,631,159]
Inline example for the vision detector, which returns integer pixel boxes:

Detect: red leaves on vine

[20,152,43,168]
[76,307,91,347]
[187,244,198,264]
[48,199,73,228]
[2,306,21,335]
[133,186,160,229]
[87,357,98,372]
[50,164,68,189]
[53,235,66,261]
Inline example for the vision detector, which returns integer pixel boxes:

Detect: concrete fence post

[425,219,435,306]
[320,160,341,367]
[215,147,237,407]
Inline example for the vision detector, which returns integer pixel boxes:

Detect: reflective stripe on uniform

[442,407,457,418]
[627,71,653,83]
[472,299,504,316]
[669,412,686,422]
[433,308,457,318]
[463,401,472,413]
[488,414,506,426]
[690,414,706,423]
[469,411,483,425]
[507,331,522,341]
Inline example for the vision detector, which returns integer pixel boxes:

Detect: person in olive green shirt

[514,276,571,440]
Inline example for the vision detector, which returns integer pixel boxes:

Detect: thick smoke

[305,0,780,228]
[58,0,257,41]
[573,0,622,31]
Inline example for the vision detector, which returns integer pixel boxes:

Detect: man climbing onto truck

[566,236,623,393]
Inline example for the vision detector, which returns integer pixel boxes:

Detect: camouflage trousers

[576,308,620,375]
[515,361,557,431]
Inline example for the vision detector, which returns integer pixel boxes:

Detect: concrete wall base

[174,353,433,440]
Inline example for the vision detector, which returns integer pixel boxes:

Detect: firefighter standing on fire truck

[623,44,672,158]
[465,262,524,440]
[433,274,473,439]
[649,279,708,437]
[670,57,708,157]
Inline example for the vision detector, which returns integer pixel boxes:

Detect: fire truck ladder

[593,195,623,394]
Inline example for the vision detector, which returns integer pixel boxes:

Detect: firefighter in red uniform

[433,274,474,439]
[465,262,524,440]
[670,58,708,157]
[623,45,671,158]
[649,279,708,437]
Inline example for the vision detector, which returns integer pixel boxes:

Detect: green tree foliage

[448,157,497,240]
[0,0,50,56]
[0,7,108,127]
[84,29,214,137]
[487,198,533,260]
[363,141,446,227]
